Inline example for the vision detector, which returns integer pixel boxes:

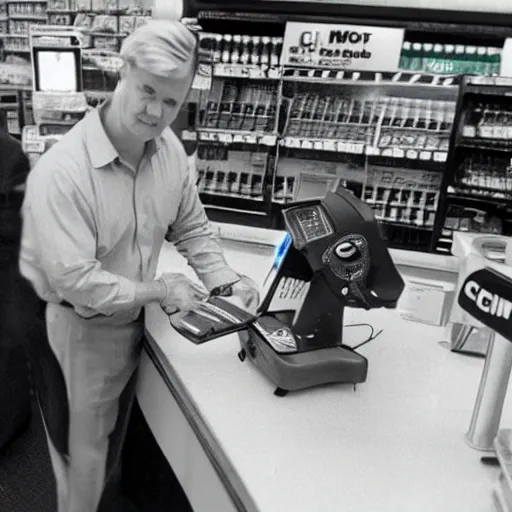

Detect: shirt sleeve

[166,147,239,292]
[23,164,136,316]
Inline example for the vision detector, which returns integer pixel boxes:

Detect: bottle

[488,47,501,76]
[399,41,412,70]
[422,43,434,72]
[476,47,488,75]
[432,44,445,73]
[465,46,478,74]
[444,45,455,74]
[454,45,465,74]
[410,42,424,71]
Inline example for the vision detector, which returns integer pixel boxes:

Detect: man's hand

[158,273,208,314]
[231,275,260,315]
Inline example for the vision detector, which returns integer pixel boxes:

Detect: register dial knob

[335,241,358,259]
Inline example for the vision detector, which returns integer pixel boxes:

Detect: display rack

[0,0,152,135]
[177,2,512,252]
[434,75,512,253]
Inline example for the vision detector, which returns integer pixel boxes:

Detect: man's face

[117,62,194,141]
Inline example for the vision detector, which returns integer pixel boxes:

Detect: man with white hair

[19,20,259,512]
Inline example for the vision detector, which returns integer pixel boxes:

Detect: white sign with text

[282,21,404,71]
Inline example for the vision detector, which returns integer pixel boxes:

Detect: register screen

[35,50,78,92]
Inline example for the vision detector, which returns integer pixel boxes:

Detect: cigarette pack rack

[275,73,456,251]
[434,75,512,254]
[188,25,285,225]
[191,76,279,224]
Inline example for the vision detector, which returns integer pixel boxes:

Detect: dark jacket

[0,125,30,194]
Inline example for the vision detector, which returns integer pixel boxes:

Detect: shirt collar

[84,100,162,169]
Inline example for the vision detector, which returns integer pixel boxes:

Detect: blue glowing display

[273,232,292,269]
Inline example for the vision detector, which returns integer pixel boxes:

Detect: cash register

[170,187,405,395]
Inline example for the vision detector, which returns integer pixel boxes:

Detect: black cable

[345,323,384,350]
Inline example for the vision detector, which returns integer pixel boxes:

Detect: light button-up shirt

[20,102,238,320]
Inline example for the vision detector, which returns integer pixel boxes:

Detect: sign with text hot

[282,22,404,71]
[458,268,512,343]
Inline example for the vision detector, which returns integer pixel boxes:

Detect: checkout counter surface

[140,238,512,512]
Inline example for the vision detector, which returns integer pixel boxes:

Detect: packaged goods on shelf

[200,32,284,69]
[196,146,268,201]
[399,42,502,75]
[198,79,278,133]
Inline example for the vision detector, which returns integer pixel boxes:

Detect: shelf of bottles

[189,27,469,245]
[191,75,278,217]
[275,78,454,250]
[436,75,512,253]
[398,41,502,76]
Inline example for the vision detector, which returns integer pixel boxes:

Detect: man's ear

[119,61,130,80]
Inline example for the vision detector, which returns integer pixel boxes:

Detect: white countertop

[144,239,512,512]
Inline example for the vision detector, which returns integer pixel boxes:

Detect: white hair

[120,20,197,78]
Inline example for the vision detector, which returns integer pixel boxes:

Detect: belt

[56,300,145,322]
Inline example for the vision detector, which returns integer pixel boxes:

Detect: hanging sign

[458,268,512,343]
[281,21,404,71]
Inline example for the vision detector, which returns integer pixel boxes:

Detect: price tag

[224,134,233,144]
[181,130,197,141]
[479,126,493,138]
[323,140,336,152]
[392,148,405,159]
[337,141,347,152]
[381,148,393,157]
[354,143,365,154]
[434,151,447,162]
[462,126,476,138]
[249,67,261,79]
[302,139,313,149]
[313,141,324,150]
[345,143,356,153]
[406,149,418,160]
[245,135,257,144]
[365,146,378,156]
[261,135,276,146]
[268,67,280,79]
[233,134,244,143]
[218,133,228,143]
[419,151,432,161]
[214,63,226,76]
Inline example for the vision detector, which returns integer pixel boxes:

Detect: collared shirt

[19,102,238,320]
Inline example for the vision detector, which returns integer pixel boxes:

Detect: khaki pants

[42,303,144,512]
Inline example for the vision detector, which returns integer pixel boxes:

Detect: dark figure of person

[0,108,32,451]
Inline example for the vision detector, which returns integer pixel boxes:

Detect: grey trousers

[42,303,144,512]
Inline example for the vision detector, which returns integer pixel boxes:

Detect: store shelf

[8,14,46,20]
[195,128,277,146]
[283,67,459,86]
[458,138,512,153]
[447,190,512,206]
[213,63,281,80]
